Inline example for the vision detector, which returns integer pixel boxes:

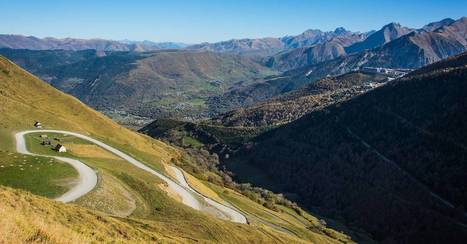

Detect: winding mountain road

[170,166,248,224]
[15,130,247,224]
[15,131,98,203]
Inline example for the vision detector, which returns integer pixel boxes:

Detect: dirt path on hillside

[16,130,247,224]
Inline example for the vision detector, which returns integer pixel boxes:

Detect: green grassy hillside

[0,152,77,198]
[0,55,350,243]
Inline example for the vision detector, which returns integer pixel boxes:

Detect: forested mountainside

[212,71,390,127]
[226,52,467,243]
[0,49,277,124]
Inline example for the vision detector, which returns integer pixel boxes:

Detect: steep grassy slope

[0,186,310,243]
[0,55,176,164]
[226,52,467,243]
[0,186,170,243]
[0,56,349,243]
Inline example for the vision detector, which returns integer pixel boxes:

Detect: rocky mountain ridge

[0,34,187,51]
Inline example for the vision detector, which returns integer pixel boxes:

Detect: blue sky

[1,0,465,43]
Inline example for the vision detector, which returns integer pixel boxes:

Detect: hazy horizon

[2,0,466,43]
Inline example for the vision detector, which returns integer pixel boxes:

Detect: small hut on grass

[54,144,67,153]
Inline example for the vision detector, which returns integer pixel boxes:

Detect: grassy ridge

[24,133,325,242]
[0,185,313,243]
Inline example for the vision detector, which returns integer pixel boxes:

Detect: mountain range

[187,27,364,56]
[209,17,467,113]
[266,18,466,72]
[0,34,187,51]
[1,17,466,124]
[264,32,367,71]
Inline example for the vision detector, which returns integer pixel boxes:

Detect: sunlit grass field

[0,151,77,198]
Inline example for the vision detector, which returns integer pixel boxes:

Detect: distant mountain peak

[344,22,413,54]
[422,18,456,32]
[302,29,322,34]
[383,22,403,30]
[334,27,348,34]
[441,17,455,22]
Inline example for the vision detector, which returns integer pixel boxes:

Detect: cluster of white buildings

[360,66,413,77]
